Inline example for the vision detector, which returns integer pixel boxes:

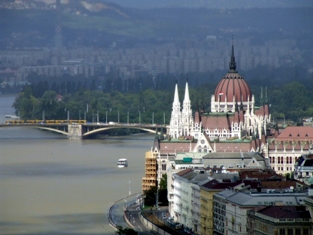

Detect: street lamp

[129,181,131,196]
[118,110,120,123]
[152,112,154,125]
[138,111,141,124]
[127,111,129,124]
[106,111,108,124]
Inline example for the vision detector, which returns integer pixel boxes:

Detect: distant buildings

[0,37,306,83]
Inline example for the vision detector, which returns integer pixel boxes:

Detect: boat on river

[5,115,20,119]
[117,158,128,168]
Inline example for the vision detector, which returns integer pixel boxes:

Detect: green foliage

[143,186,157,207]
[115,226,138,235]
[269,81,312,122]
[159,174,167,190]
[159,174,168,206]
[13,75,313,126]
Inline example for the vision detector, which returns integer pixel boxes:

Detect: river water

[0,95,154,235]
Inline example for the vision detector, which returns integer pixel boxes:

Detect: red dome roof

[214,43,252,103]
[214,73,252,102]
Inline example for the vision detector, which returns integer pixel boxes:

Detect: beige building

[267,126,313,175]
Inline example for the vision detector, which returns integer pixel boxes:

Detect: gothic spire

[183,78,190,103]
[260,87,264,105]
[173,80,180,105]
[229,36,237,73]
[265,86,268,104]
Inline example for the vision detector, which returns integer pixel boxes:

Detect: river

[0,95,154,235]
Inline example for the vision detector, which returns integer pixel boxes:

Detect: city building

[246,206,312,235]
[294,150,313,184]
[268,126,313,175]
[213,189,308,235]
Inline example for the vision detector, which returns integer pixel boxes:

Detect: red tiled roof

[201,179,243,190]
[176,168,193,176]
[215,142,251,152]
[261,181,296,189]
[159,142,195,153]
[201,115,231,130]
[257,206,310,219]
[277,126,313,140]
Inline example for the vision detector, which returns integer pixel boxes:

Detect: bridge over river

[0,121,169,139]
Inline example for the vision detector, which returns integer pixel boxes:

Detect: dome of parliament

[214,43,252,103]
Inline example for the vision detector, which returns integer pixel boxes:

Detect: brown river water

[0,95,154,235]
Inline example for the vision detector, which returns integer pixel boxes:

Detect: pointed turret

[260,87,264,106]
[229,36,237,73]
[169,80,182,138]
[173,80,180,105]
[182,79,193,136]
[183,78,190,104]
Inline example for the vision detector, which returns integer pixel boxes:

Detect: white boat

[117,158,128,168]
[5,115,20,119]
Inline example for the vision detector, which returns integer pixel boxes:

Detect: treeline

[12,68,313,126]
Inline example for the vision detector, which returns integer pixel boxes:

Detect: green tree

[115,226,138,235]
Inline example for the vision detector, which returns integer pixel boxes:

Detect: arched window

[278,157,280,164]
[290,157,292,164]
[204,146,207,153]
[281,157,284,164]
[162,162,166,171]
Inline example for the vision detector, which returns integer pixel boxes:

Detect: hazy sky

[110,0,313,9]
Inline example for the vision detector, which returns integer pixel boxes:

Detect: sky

[109,0,313,9]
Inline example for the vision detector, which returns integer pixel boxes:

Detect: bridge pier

[68,124,82,139]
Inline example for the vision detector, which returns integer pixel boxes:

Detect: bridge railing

[5,119,87,125]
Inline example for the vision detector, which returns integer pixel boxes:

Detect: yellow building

[142,150,157,192]
[199,187,218,235]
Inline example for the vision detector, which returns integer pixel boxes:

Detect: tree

[143,186,157,207]
[159,174,168,206]
[115,226,138,235]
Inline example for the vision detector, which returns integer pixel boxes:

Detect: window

[287,228,293,235]
[280,229,286,235]
[303,228,309,235]
[295,229,300,235]
[162,163,166,171]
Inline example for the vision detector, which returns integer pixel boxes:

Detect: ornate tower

[181,80,193,136]
[169,81,182,138]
